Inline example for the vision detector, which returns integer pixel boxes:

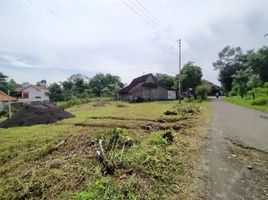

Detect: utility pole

[177,39,182,99]
[8,90,11,119]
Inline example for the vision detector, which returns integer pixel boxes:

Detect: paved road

[204,98,268,200]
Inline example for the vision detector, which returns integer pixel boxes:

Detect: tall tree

[246,46,268,82]
[0,72,9,93]
[88,73,122,97]
[213,46,246,92]
[48,83,64,102]
[176,62,202,91]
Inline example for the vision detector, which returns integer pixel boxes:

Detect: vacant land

[0,100,211,200]
[224,96,268,113]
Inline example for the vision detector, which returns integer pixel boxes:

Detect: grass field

[0,99,211,200]
[224,96,268,113]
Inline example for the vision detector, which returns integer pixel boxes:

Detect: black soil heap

[0,103,74,128]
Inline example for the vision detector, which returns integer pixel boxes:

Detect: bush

[116,103,128,108]
[263,82,268,88]
[251,97,268,105]
[196,84,211,100]
[59,98,91,109]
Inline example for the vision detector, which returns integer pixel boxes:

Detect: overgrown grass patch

[0,100,211,199]
[225,96,268,113]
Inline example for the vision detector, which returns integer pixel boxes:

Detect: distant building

[118,73,176,101]
[16,85,49,103]
[0,90,17,102]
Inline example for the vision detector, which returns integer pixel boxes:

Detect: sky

[0,0,268,85]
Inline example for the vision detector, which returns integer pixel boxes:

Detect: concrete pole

[178,39,182,99]
[8,90,11,119]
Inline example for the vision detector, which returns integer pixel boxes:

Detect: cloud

[0,0,267,85]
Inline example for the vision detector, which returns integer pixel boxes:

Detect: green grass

[0,100,211,200]
[224,96,268,113]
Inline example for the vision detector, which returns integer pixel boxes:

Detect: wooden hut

[118,74,175,101]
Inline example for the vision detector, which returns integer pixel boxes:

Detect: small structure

[0,90,17,102]
[16,85,49,103]
[118,74,176,101]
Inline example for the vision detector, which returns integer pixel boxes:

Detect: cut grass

[0,100,211,200]
[224,96,268,113]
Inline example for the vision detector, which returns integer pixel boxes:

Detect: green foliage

[176,62,202,91]
[88,73,123,97]
[263,82,268,88]
[247,74,263,89]
[150,132,170,146]
[213,46,246,92]
[196,84,211,100]
[155,73,175,90]
[251,97,268,105]
[116,103,128,108]
[246,46,268,82]
[58,98,92,109]
[48,83,64,102]
[77,177,139,200]
[232,68,251,98]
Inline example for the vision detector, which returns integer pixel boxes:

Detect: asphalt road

[204,97,268,200]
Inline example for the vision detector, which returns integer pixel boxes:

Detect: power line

[120,0,176,43]
[128,0,176,40]
[130,0,178,40]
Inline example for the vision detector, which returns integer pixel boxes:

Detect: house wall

[119,86,168,100]
[168,90,176,99]
[18,87,49,102]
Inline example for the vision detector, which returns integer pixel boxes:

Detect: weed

[251,97,268,105]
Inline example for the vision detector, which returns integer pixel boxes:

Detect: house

[118,73,176,101]
[0,90,17,102]
[16,85,49,103]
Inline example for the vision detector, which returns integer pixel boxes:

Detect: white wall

[18,86,49,102]
[168,90,176,100]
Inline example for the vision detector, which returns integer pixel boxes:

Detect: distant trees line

[213,45,268,98]
[1,60,210,102]
[48,73,123,101]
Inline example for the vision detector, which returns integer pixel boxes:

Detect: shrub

[251,97,268,105]
[59,98,91,109]
[116,103,128,108]
[196,84,211,100]
[263,82,268,88]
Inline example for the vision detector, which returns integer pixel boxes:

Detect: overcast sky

[0,0,268,85]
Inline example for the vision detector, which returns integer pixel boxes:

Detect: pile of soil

[0,103,74,128]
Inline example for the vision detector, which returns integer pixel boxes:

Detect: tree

[231,68,252,98]
[88,73,122,97]
[246,46,268,82]
[155,73,175,90]
[247,74,262,89]
[0,72,9,93]
[176,61,202,91]
[66,74,88,97]
[0,72,8,81]
[213,46,246,92]
[37,80,47,88]
[48,83,64,102]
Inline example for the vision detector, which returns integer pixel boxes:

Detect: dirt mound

[0,103,74,128]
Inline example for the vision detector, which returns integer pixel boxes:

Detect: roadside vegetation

[0,99,211,200]
[213,45,268,112]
